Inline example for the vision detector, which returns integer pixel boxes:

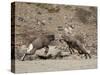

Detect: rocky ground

[12,2,97,73]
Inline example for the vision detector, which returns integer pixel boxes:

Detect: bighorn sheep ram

[21,34,55,61]
[59,34,91,59]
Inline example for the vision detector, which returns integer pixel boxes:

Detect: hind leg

[21,48,36,61]
[77,50,88,59]
[77,44,91,59]
[21,53,26,61]
[81,50,91,59]
[79,52,91,59]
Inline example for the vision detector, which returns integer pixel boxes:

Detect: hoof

[20,57,25,61]
[20,59,24,61]
[20,54,26,61]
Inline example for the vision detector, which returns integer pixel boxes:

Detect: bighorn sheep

[21,34,55,61]
[59,34,91,59]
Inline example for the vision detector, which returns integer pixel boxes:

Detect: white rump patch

[27,43,33,53]
[87,50,91,54]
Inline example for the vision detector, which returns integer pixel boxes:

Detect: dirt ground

[15,58,97,73]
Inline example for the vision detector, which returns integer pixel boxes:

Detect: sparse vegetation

[14,3,97,60]
[75,7,97,24]
[12,3,97,73]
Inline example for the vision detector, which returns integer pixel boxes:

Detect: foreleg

[68,46,74,54]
